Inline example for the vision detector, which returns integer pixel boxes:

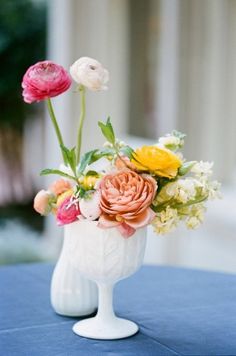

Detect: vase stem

[96,283,115,322]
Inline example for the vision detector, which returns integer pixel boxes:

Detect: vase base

[53,307,97,318]
[73,316,138,340]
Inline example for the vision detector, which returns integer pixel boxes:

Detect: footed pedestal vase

[67,220,147,339]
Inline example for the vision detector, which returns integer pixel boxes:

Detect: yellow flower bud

[81,175,100,190]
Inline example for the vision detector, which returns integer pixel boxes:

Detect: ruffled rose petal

[117,223,136,238]
[125,208,156,228]
[97,214,121,229]
[98,170,157,237]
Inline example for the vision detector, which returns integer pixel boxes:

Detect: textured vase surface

[67,220,147,339]
[50,223,98,317]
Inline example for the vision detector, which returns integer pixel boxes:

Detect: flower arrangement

[22,58,220,238]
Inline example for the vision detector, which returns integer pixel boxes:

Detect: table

[1,263,236,356]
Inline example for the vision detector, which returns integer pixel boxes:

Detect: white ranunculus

[79,191,101,221]
[70,57,109,91]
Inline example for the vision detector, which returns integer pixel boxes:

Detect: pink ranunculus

[22,61,72,103]
[56,196,80,226]
[34,190,54,216]
[98,170,157,238]
[49,179,72,196]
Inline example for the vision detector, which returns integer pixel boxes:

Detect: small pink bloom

[22,60,72,103]
[34,190,53,216]
[56,196,80,226]
[49,179,72,196]
[98,170,157,237]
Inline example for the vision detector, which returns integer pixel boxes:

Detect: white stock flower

[184,203,205,229]
[152,207,179,234]
[165,179,198,203]
[159,136,181,147]
[186,216,201,229]
[207,180,221,200]
[191,161,213,177]
[158,131,185,151]
[70,57,109,91]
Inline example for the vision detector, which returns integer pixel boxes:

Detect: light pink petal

[117,223,136,238]
[98,214,121,228]
[125,208,156,229]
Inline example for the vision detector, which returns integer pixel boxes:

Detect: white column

[144,0,181,265]
[154,0,180,136]
[178,0,236,184]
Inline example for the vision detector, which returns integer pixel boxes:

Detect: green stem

[173,195,208,210]
[76,85,86,165]
[152,195,208,213]
[46,98,67,165]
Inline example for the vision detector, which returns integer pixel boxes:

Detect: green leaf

[120,145,134,159]
[61,145,77,176]
[178,161,197,176]
[96,147,115,156]
[40,169,77,182]
[98,117,115,144]
[78,186,86,198]
[78,146,118,175]
[78,149,99,174]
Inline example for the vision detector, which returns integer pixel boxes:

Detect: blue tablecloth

[1,263,236,355]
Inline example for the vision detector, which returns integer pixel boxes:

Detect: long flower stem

[46,98,67,164]
[76,85,86,165]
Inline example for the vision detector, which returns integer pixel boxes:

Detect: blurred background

[0,0,235,272]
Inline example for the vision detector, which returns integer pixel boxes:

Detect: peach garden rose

[98,170,157,238]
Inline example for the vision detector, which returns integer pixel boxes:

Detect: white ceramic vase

[50,223,98,317]
[67,220,147,340]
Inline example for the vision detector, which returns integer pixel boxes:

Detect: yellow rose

[131,145,181,178]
